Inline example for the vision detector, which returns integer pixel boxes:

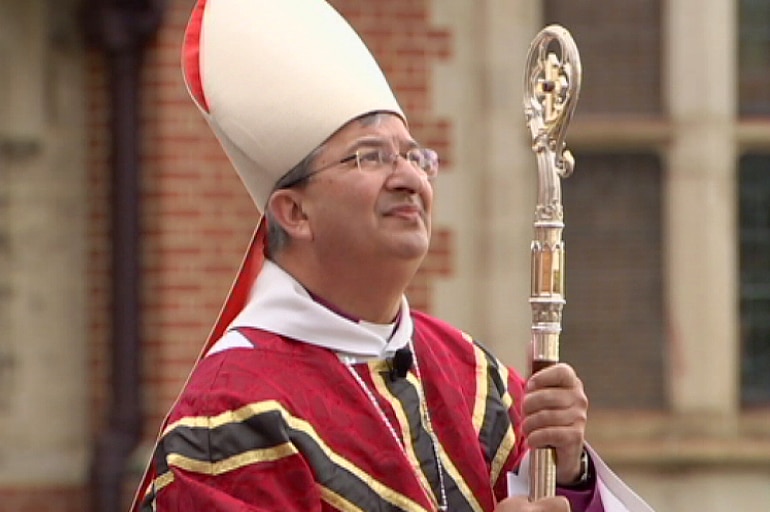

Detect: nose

[385,154,428,194]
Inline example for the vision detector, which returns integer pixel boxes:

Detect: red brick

[0,486,87,512]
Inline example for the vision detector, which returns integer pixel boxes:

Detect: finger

[520,405,587,437]
[534,496,571,512]
[521,386,588,416]
[524,424,584,452]
[527,363,579,391]
[495,495,570,512]
[494,495,528,511]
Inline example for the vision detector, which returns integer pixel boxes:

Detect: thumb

[494,495,571,511]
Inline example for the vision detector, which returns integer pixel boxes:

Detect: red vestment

[139,312,526,511]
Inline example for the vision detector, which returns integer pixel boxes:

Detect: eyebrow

[345,136,420,154]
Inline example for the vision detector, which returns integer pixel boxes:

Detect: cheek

[420,182,434,216]
[420,185,432,209]
[336,191,376,222]
[340,178,381,209]
[314,180,378,226]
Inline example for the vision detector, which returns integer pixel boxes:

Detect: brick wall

[86,49,110,447]
[138,0,260,432]
[83,0,455,509]
[0,487,87,512]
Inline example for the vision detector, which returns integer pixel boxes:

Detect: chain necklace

[343,341,449,511]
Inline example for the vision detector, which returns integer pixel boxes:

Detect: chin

[390,239,430,262]
[376,226,431,261]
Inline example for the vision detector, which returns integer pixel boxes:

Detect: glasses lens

[355,149,385,169]
[408,148,438,177]
[354,148,439,177]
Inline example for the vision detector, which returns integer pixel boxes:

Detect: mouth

[384,203,425,221]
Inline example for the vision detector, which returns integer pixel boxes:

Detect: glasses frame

[280,147,439,189]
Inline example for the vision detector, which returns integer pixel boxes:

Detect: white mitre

[182,0,406,210]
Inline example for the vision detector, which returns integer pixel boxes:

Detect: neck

[274,252,419,324]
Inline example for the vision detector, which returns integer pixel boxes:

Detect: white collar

[226,259,413,358]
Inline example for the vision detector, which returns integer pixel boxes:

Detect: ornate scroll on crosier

[522,24,582,502]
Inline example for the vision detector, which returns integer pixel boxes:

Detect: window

[739,0,770,406]
[739,154,770,406]
[739,0,770,116]
[562,153,665,409]
[543,1,662,117]
[542,1,666,409]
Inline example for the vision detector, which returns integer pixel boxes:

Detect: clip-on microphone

[389,347,413,381]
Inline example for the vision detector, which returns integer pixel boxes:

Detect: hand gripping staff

[522,24,582,502]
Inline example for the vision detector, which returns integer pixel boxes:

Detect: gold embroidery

[161,399,428,512]
[166,443,297,475]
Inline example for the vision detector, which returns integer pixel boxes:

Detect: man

[132,1,655,511]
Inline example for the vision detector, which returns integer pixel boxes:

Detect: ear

[266,189,314,241]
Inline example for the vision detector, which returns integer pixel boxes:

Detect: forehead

[326,113,412,149]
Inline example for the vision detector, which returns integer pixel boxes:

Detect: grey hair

[265,145,323,257]
[264,112,392,257]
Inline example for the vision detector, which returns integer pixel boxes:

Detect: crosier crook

[522,24,582,502]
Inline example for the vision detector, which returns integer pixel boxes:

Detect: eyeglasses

[282,147,439,189]
[340,147,439,179]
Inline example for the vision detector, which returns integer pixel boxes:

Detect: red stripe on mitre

[183,0,210,112]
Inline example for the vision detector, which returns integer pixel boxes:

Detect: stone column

[432,0,542,370]
[0,0,88,486]
[481,0,541,370]
[430,0,486,338]
[430,0,539,369]
[665,0,738,414]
